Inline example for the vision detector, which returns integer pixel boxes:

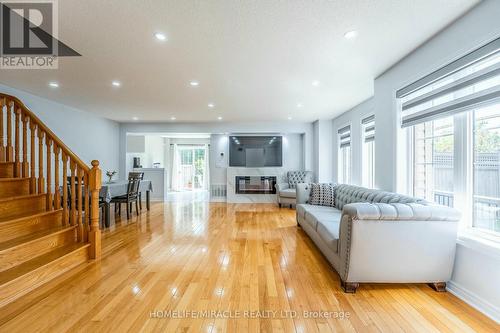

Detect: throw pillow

[309,183,336,207]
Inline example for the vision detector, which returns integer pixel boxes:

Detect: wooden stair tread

[0,193,45,202]
[0,177,30,182]
[0,194,47,223]
[0,225,75,252]
[0,243,89,286]
[0,209,62,225]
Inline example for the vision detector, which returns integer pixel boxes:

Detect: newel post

[89,160,102,259]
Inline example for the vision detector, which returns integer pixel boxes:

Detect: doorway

[172,145,209,192]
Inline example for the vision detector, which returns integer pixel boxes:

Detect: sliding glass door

[177,146,208,191]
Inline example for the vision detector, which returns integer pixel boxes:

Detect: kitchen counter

[133,168,166,201]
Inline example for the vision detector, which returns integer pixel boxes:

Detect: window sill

[457,230,500,261]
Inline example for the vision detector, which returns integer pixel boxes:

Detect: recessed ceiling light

[288,116,293,120]
[296,103,303,108]
[154,32,167,41]
[312,80,320,87]
[217,116,223,120]
[132,116,139,121]
[48,82,59,88]
[208,103,215,108]
[170,116,176,121]
[344,30,358,39]
[112,80,121,87]
[190,81,199,87]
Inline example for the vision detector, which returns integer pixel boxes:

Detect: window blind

[338,125,351,148]
[397,37,500,128]
[362,115,375,143]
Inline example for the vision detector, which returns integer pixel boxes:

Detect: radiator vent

[210,184,227,198]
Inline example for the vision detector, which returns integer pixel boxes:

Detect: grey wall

[313,119,334,183]
[331,0,500,322]
[209,133,304,187]
[0,84,120,173]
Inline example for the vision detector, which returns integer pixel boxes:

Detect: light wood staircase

[0,93,102,311]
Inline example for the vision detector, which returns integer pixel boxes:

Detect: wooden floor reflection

[1,202,498,332]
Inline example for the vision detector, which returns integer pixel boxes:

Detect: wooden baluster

[62,152,68,225]
[30,122,36,193]
[84,172,90,242]
[37,129,45,194]
[89,160,102,259]
[46,139,53,210]
[54,145,61,210]
[22,114,29,177]
[0,98,5,162]
[6,101,13,161]
[76,167,83,241]
[14,107,21,177]
[70,160,76,226]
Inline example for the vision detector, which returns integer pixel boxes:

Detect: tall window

[413,117,454,206]
[361,115,375,188]
[338,125,351,184]
[473,104,500,233]
[397,37,500,236]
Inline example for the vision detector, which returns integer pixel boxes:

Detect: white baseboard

[210,197,227,203]
[447,280,500,324]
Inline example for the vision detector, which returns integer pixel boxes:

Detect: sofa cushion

[304,206,341,230]
[309,183,336,207]
[316,220,341,253]
[279,188,296,198]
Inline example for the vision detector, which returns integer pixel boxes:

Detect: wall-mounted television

[229,136,283,167]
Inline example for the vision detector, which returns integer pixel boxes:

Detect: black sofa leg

[428,282,447,292]
[341,280,359,293]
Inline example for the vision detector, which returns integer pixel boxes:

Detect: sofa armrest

[275,183,289,192]
[337,202,460,283]
[342,202,461,222]
[295,183,311,204]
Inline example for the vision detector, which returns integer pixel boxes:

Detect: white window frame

[338,123,352,184]
[361,113,375,188]
[406,110,500,248]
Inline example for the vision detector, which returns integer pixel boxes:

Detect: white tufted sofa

[296,183,461,293]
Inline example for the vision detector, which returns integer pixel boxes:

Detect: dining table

[100,180,153,227]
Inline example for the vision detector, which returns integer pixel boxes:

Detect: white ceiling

[0,0,479,123]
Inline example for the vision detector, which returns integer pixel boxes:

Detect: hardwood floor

[1,201,498,332]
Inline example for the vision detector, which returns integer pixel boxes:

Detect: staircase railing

[0,93,101,258]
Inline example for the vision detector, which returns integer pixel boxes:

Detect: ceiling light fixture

[112,81,121,87]
[154,32,167,41]
[312,80,320,87]
[208,103,215,108]
[217,116,223,120]
[190,81,199,87]
[288,116,293,120]
[296,103,303,108]
[48,82,59,88]
[170,116,176,121]
[132,116,139,121]
[344,30,358,39]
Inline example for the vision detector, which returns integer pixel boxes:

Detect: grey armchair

[276,171,313,208]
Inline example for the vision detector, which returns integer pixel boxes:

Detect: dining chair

[128,172,145,210]
[111,178,141,219]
